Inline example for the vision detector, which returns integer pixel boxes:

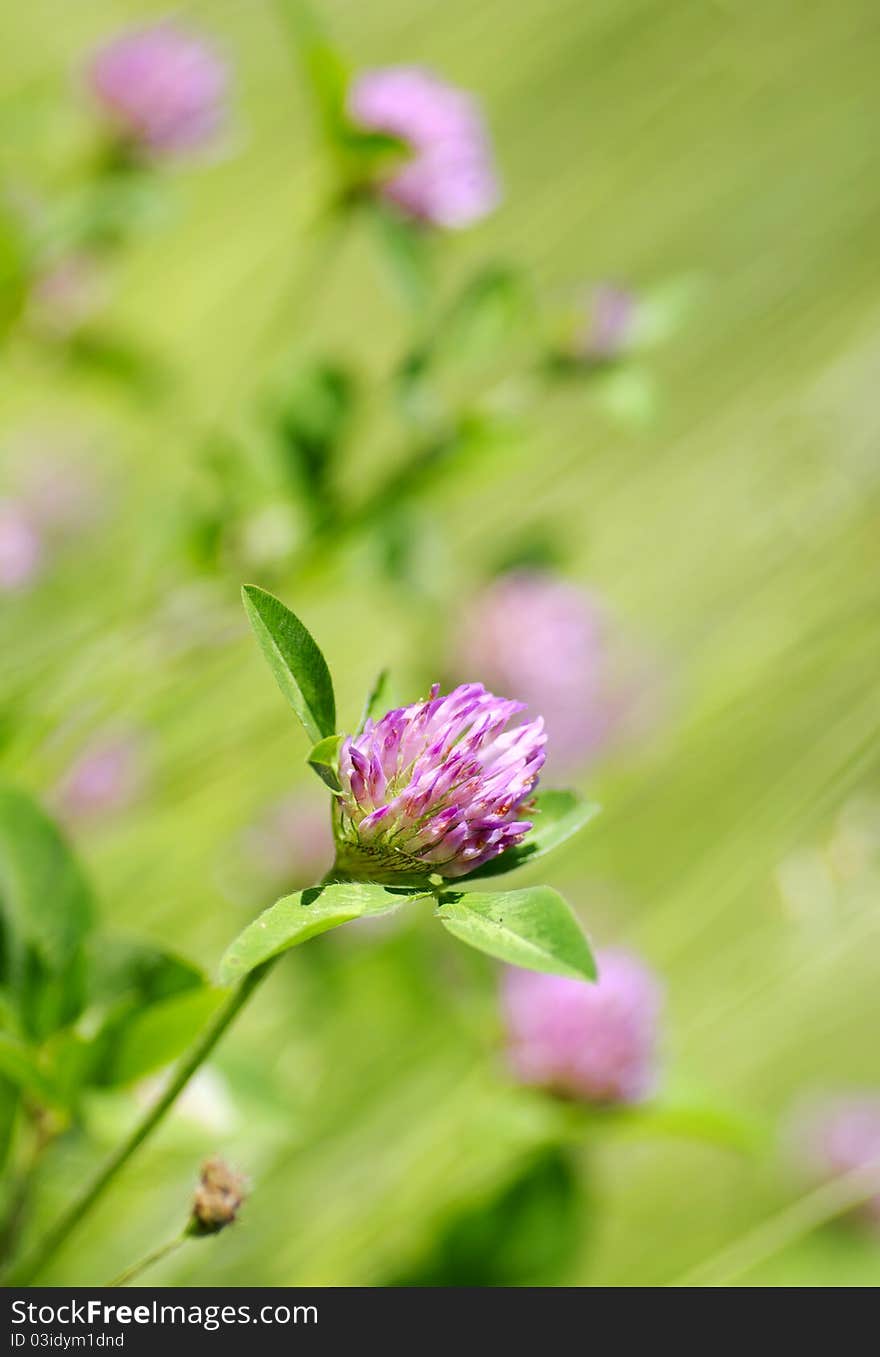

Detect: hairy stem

[5,960,275,1286]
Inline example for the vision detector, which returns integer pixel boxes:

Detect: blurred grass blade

[358,669,392,731]
[461,791,600,881]
[219,883,428,984]
[436,886,595,981]
[242,585,336,743]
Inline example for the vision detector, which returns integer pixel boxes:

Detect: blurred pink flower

[794,1094,880,1228]
[19,452,105,538]
[55,732,146,824]
[348,66,500,228]
[27,253,106,339]
[575,283,638,362]
[243,793,334,891]
[89,22,228,156]
[0,502,42,591]
[502,948,663,1105]
[453,571,628,774]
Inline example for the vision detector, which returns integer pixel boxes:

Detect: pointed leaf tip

[241,585,336,744]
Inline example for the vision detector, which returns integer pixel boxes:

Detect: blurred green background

[2,0,880,1286]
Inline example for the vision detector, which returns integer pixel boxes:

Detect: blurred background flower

[0,0,878,1291]
[88,22,229,160]
[791,1094,880,1230]
[452,571,655,774]
[348,66,499,227]
[502,948,663,1104]
[574,283,638,365]
[240,790,335,893]
[0,438,107,589]
[0,501,42,591]
[53,728,147,825]
[26,252,107,341]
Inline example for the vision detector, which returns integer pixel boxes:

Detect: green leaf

[64,330,168,400]
[87,937,205,1009]
[630,274,703,350]
[341,129,409,174]
[601,1081,768,1154]
[275,3,408,181]
[461,791,600,881]
[437,265,533,368]
[596,367,657,427]
[0,1033,64,1108]
[82,938,214,1089]
[54,169,168,252]
[0,203,29,342]
[436,886,595,981]
[219,882,425,985]
[0,1078,19,1174]
[274,360,354,534]
[0,787,95,972]
[275,0,351,147]
[241,585,336,743]
[358,669,392,731]
[307,734,343,792]
[0,786,95,1039]
[98,986,227,1087]
[367,201,432,311]
[391,1147,584,1287]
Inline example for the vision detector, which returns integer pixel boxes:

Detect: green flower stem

[108,1234,187,1288]
[6,959,275,1286]
[0,1116,58,1268]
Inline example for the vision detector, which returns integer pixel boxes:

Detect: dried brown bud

[190,1156,247,1235]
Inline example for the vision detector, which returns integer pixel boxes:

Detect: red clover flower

[334,682,545,880]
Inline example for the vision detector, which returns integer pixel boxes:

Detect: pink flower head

[335,682,545,880]
[795,1095,880,1228]
[502,948,663,1104]
[0,502,42,591]
[89,23,228,156]
[18,451,104,538]
[347,66,500,228]
[28,253,105,339]
[576,283,639,362]
[454,572,623,774]
[55,732,145,824]
[244,793,335,891]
